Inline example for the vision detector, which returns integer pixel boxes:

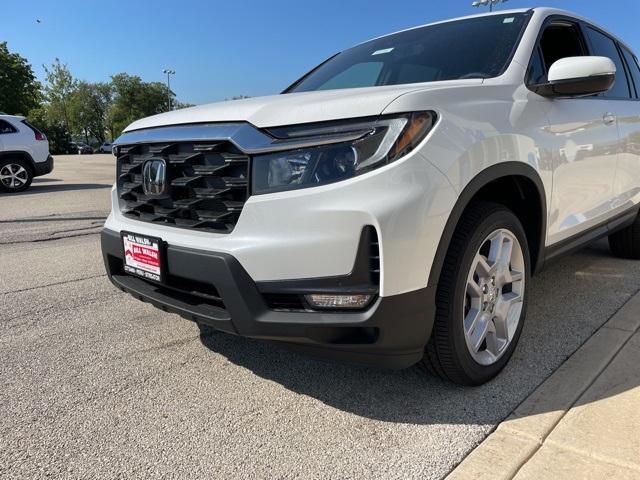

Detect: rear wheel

[609,213,640,259]
[0,158,33,193]
[422,202,531,385]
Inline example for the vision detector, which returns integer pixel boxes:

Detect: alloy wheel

[0,163,29,189]
[463,228,526,366]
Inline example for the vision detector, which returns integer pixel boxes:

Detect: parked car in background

[76,142,93,155]
[102,7,640,385]
[98,142,112,153]
[67,142,92,154]
[0,114,53,192]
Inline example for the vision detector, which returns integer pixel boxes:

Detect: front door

[532,19,622,244]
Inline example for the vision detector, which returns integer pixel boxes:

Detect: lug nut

[482,285,488,294]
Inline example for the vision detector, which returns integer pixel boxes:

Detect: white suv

[101,8,640,385]
[0,114,53,192]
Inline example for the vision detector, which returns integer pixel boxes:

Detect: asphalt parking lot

[2,154,640,479]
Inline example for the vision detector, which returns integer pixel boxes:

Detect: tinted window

[584,26,631,98]
[316,62,383,90]
[621,47,640,98]
[539,24,585,71]
[20,120,42,136]
[527,47,546,84]
[0,120,17,134]
[289,13,530,92]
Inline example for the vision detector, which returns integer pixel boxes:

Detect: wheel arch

[0,150,36,174]
[428,162,547,289]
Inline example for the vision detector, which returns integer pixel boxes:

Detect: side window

[584,26,631,99]
[621,47,640,98]
[539,23,585,72]
[527,47,546,85]
[0,120,17,134]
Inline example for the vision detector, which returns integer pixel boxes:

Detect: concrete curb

[446,290,640,480]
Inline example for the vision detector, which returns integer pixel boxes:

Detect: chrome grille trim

[114,122,370,155]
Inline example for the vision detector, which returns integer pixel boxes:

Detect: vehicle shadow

[32,178,63,183]
[198,239,640,425]
[6,183,111,195]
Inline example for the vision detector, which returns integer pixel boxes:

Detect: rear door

[581,24,638,217]
[613,45,640,211]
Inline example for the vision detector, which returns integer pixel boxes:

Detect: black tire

[421,201,531,385]
[0,158,33,193]
[609,213,640,259]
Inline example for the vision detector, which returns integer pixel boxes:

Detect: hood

[124,80,482,132]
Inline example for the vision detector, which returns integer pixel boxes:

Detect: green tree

[108,73,174,137]
[27,106,72,154]
[174,101,195,110]
[70,81,112,143]
[0,42,41,115]
[43,59,76,132]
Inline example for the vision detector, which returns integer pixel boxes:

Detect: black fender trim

[0,151,53,177]
[427,162,547,289]
[0,150,36,172]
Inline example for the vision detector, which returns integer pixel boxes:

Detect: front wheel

[422,202,531,385]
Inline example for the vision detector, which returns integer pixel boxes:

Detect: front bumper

[101,228,434,368]
[34,155,54,177]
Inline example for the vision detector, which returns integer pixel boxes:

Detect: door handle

[603,112,617,126]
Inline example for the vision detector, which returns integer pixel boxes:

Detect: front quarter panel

[384,83,552,244]
[385,82,551,191]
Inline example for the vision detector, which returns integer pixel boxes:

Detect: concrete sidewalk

[448,290,640,480]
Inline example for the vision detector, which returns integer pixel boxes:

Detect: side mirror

[530,56,616,97]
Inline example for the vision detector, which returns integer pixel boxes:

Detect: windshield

[287,12,530,93]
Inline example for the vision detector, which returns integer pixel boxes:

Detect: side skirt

[543,205,640,265]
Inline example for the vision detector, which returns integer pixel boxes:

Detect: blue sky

[3,1,639,105]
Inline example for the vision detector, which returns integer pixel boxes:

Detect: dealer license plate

[121,232,164,282]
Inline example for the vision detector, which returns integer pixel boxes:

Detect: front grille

[116,141,249,233]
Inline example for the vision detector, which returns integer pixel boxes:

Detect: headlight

[251,111,436,195]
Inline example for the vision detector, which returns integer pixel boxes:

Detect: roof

[0,114,26,120]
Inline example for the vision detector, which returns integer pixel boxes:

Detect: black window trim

[525,14,637,101]
[619,45,640,99]
[0,119,18,135]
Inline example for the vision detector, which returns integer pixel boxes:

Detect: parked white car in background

[99,142,113,153]
[102,7,640,385]
[0,114,53,192]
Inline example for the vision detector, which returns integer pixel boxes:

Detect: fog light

[305,294,373,310]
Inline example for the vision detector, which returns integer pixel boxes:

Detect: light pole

[471,0,509,12]
[162,69,175,110]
